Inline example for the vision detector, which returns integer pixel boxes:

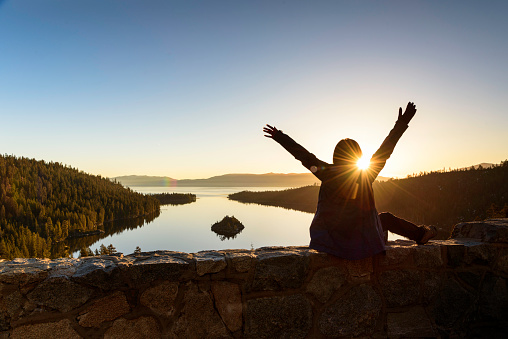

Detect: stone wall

[1,219,508,338]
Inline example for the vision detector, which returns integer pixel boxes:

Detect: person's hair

[333,138,362,165]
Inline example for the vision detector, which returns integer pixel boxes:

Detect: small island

[211,215,245,240]
[149,193,197,205]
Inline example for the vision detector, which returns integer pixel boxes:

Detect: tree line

[149,193,196,205]
[229,161,508,238]
[0,154,160,259]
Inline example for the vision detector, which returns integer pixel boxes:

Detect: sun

[356,156,370,170]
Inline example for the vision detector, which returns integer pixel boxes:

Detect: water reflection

[54,211,160,257]
[213,230,244,241]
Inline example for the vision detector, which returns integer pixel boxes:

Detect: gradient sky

[1,0,507,179]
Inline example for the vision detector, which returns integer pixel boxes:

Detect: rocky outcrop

[211,215,245,240]
[1,219,508,338]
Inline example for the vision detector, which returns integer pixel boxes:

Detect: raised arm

[368,102,417,181]
[263,124,329,179]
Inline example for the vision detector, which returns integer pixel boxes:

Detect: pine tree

[99,244,108,255]
[106,244,117,254]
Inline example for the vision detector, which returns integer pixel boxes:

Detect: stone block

[308,250,343,268]
[211,281,242,332]
[387,307,436,337]
[464,243,497,265]
[226,251,255,273]
[140,281,178,317]
[495,247,508,275]
[451,219,508,242]
[377,242,415,267]
[0,290,23,318]
[195,251,227,276]
[104,317,161,339]
[414,244,443,268]
[318,284,381,337]
[457,270,483,289]
[345,257,373,282]
[27,276,93,312]
[0,259,50,285]
[245,294,312,339]
[172,283,230,338]
[249,251,309,291]
[124,253,192,285]
[78,291,130,328]
[306,266,346,303]
[72,257,123,290]
[48,260,78,278]
[0,312,8,332]
[11,319,80,339]
[445,243,465,267]
[421,271,444,304]
[478,273,508,322]
[379,269,420,307]
[432,278,475,328]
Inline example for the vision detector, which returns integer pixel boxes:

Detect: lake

[75,186,403,256]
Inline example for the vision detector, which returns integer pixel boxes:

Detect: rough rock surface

[140,281,178,317]
[452,218,508,242]
[27,276,93,312]
[78,291,130,327]
[211,281,243,332]
[72,256,123,290]
[387,307,436,337]
[250,250,309,291]
[172,283,230,338]
[432,278,475,329]
[226,250,255,273]
[104,317,161,339]
[1,290,24,318]
[126,252,192,285]
[306,266,346,303]
[245,294,312,339]
[319,284,382,337]
[11,319,80,339]
[413,244,443,268]
[194,251,227,276]
[478,273,508,323]
[379,269,420,307]
[0,259,50,285]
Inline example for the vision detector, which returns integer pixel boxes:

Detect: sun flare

[356,156,370,170]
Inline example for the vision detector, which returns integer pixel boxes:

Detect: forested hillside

[229,186,319,213]
[229,161,508,238]
[373,161,508,236]
[0,155,160,259]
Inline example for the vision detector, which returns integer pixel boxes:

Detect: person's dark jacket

[272,121,408,260]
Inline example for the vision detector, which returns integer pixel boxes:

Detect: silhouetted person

[263,102,436,260]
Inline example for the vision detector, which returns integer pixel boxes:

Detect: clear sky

[1,0,507,179]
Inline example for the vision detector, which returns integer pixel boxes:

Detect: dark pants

[378,212,426,242]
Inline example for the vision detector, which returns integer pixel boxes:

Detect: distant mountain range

[114,163,497,188]
[114,172,390,187]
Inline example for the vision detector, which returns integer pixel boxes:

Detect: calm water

[78,186,402,256]
[80,187,313,256]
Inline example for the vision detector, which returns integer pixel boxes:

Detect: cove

[71,187,312,256]
[71,186,404,257]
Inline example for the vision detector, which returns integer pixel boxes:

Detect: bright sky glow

[1,0,507,179]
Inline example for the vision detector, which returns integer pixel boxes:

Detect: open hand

[263,124,279,138]
[397,102,417,125]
